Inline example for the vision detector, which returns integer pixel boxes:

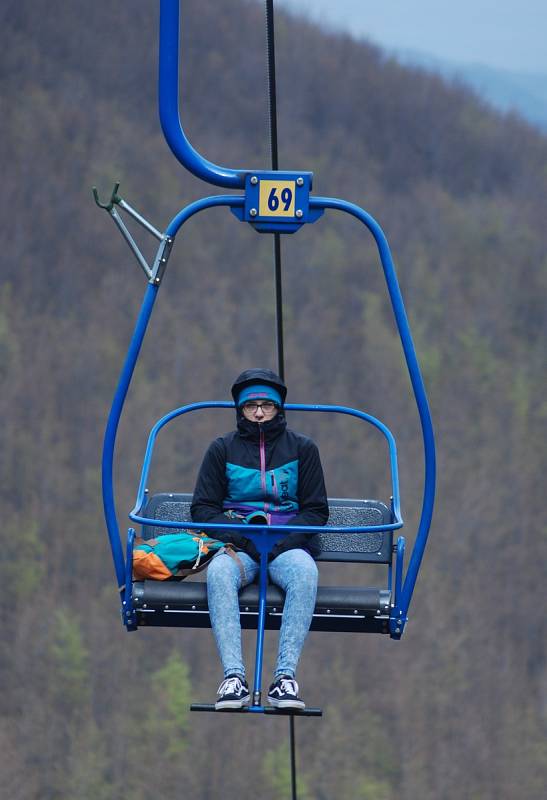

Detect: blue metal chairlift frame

[100,0,436,711]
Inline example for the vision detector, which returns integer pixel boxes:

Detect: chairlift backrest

[142,493,394,563]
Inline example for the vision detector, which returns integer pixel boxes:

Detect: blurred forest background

[2,0,547,798]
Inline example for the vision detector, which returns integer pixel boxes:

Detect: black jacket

[191,370,328,560]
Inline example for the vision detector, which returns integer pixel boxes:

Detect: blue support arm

[102,283,159,593]
[159,0,246,188]
[309,197,436,627]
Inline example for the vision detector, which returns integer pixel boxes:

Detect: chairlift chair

[97,0,436,719]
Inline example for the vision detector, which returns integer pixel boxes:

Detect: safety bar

[129,401,402,531]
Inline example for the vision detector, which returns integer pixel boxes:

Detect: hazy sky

[277,0,547,73]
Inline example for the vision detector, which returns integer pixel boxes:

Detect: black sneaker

[267,676,305,709]
[215,674,250,710]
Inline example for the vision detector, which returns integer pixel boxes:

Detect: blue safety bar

[129,401,403,533]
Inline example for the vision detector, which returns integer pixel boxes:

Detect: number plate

[258,180,296,217]
[240,171,314,232]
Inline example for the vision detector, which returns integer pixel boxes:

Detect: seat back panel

[141,493,393,563]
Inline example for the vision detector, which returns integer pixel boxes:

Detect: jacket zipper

[259,427,269,512]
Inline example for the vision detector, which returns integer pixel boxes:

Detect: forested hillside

[2,1,547,798]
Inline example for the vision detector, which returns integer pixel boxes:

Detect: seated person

[191,368,328,709]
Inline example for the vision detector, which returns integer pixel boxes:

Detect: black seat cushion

[132,579,392,634]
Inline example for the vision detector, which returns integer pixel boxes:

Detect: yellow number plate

[258,180,296,217]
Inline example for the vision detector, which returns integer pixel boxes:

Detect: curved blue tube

[159,0,245,188]
[309,197,436,618]
[129,401,402,528]
[129,515,402,535]
[102,283,159,591]
[165,195,244,238]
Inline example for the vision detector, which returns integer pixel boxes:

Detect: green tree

[63,720,112,800]
[142,651,192,757]
[0,515,44,602]
[49,608,91,713]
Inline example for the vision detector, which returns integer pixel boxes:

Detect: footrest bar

[190,703,322,716]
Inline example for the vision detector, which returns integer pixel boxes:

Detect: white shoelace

[279,678,299,696]
[218,676,243,696]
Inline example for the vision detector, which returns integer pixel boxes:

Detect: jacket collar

[236,411,287,443]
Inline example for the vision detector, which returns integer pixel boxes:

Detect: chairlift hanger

[96,0,436,728]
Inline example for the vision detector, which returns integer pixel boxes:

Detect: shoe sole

[215,695,251,711]
[267,697,306,710]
